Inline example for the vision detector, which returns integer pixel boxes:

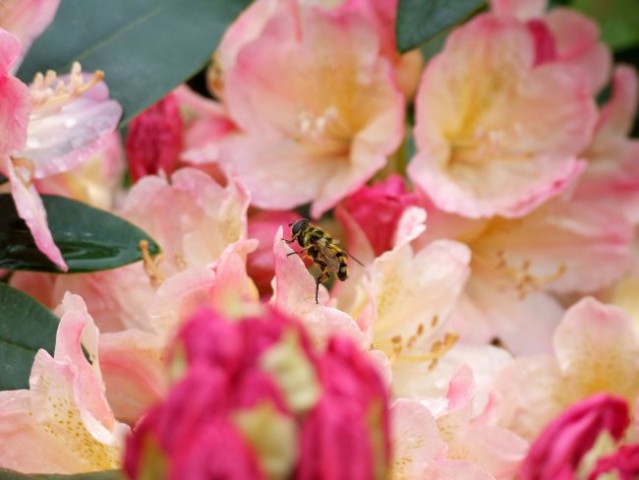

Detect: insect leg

[314,260,330,304]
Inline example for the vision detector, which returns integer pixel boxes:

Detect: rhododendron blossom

[218,0,404,217]
[0,28,121,270]
[495,297,639,441]
[1,0,639,477]
[409,13,596,218]
[0,294,128,473]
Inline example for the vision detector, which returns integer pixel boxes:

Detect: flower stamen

[140,240,165,288]
[30,62,104,114]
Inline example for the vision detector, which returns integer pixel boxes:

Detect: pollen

[30,62,104,114]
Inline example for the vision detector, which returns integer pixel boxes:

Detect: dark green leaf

[18,0,251,126]
[0,469,121,480]
[0,284,58,390]
[0,194,160,273]
[573,0,639,51]
[0,174,7,185]
[396,0,485,52]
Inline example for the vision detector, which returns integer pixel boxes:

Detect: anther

[139,240,165,288]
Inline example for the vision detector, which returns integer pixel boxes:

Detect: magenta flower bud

[520,393,631,480]
[126,93,183,182]
[125,307,391,479]
[341,174,418,256]
[297,337,391,480]
[588,444,639,480]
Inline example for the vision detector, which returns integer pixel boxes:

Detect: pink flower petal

[545,8,612,94]
[489,0,546,19]
[554,297,639,395]
[22,75,122,178]
[4,157,67,270]
[0,0,60,73]
[0,29,31,154]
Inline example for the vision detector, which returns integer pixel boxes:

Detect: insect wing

[314,241,342,274]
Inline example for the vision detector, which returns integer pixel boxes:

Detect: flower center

[473,248,566,299]
[294,106,352,157]
[388,316,459,371]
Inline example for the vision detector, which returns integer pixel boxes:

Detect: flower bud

[124,307,391,480]
[341,174,418,256]
[588,444,639,480]
[126,93,183,182]
[519,393,631,480]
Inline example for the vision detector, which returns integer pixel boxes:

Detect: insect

[284,219,363,304]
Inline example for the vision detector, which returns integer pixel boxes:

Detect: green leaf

[396,0,485,52]
[0,194,160,273]
[0,284,58,390]
[17,0,251,126]
[0,469,121,480]
[573,0,639,51]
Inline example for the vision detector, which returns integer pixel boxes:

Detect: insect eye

[291,219,307,236]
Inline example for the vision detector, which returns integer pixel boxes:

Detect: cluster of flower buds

[123,306,391,479]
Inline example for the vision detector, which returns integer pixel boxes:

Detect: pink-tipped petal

[0,29,31,154]
[5,157,67,270]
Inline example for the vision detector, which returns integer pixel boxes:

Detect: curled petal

[545,8,612,94]
[0,29,31,154]
[4,157,67,270]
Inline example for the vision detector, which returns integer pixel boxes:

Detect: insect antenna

[344,249,365,267]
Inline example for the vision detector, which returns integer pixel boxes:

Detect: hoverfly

[284,218,363,303]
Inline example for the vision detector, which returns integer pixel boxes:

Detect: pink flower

[519,393,630,480]
[124,306,391,479]
[415,194,633,354]
[0,28,122,270]
[0,293,129,473]
[219,1,404,217]
[340,174,419,256]
[126,93,183,182]
[408,13,596,218]
[494,297,639,441]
